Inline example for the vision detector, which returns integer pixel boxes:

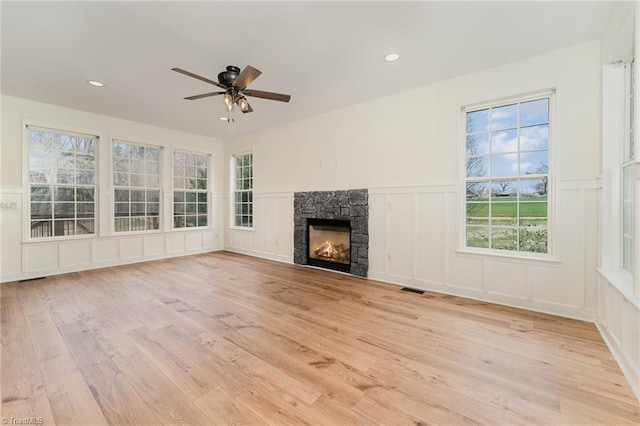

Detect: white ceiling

[2,1,613,140]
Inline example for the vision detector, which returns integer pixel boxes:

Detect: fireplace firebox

[307,218,351,273]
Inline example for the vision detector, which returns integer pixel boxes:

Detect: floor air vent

[18,277,46,283]
[400,287,425,295]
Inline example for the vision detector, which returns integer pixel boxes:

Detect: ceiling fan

[171,65,291,116]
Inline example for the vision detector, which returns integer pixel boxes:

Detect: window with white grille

[113,140,161,232]
[28,126,97,238]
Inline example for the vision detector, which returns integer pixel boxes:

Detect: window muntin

[28,127,97,238]
[173,150,209,228]
[232,153,253,228]
[465,96,550,254]
[113,141,160,232]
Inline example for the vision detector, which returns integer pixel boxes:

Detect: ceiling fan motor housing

[218,65,241,87]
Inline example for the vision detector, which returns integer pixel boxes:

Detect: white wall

[0,95,225,282]
[224,40,602,322]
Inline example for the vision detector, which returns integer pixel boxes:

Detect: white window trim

[459,88,557,260]
[111,138,163,235]
[171,149,212,230]
[229,148,254,231]
[22,120,101,242]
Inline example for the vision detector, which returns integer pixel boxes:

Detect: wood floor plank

[125,326,214,400]
[38,354,109,425]
[1,325,56,425]
[87,373,160,426]
[111,351,212,425]
[198,331,323,405]
[1,251,638,425]
[223,327,366,406]
[58,320,121,385]
[25,310,72,363]
[193,385,267,426]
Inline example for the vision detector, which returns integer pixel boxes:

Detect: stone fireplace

[293,189,368,277]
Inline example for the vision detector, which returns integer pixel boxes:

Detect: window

[232,152,253,227]
[113,140,160,232]
[622,165,635,273]
[464,94,551,254]
[173,150,209,228]
[28,126,97,238]
[622,59,636,274]
[628,59,635,161]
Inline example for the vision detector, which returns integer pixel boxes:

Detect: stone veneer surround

[293,189,368,277]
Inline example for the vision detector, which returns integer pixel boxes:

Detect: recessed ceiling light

[87,80,105,87]
[384,53,400,62]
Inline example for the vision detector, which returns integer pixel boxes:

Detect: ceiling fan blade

[243,89,291,103]
[171,68,226,89]
[233,65,262,91]
[184,91,225,100]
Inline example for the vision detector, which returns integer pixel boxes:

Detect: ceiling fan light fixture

[239,97,249,112]
[223,92,233,106]
[384,53,400,62]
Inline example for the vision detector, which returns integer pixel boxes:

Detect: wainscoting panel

[415,192,445,285]
[166,233,186,253]
[529,263,574,306]
[144,234,165,256]
[119,236,144,260]
[3,228,222,283]
[276,196,293,259]
[23,243,59,273]
[596,273,640,399]
[225,192,294,263]
[485,259,528,299]
[387,193,414,280]
[262,197,278,256]
[60,240,92,268]
[240,230,252,253]
[92,238,119,264]
[367,193,387,276]
[203,230,218,249]
[185,232,203,251]
[448,255,484,291]
[0,187,23,280]
[252,196,266,253]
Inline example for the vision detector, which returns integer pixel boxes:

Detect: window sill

[172,227,213,232]
[23,234,98,244]
[113,229,163,237]
[456,248,561,265]
[229,226,254,232]
[596,267,639,309]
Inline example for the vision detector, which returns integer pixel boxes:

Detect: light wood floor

[2,252,639,425]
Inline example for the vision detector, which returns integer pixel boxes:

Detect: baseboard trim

[223,247,293,265]
[595,320,640,402]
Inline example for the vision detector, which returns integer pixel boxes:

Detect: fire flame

[316,240,337,258]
